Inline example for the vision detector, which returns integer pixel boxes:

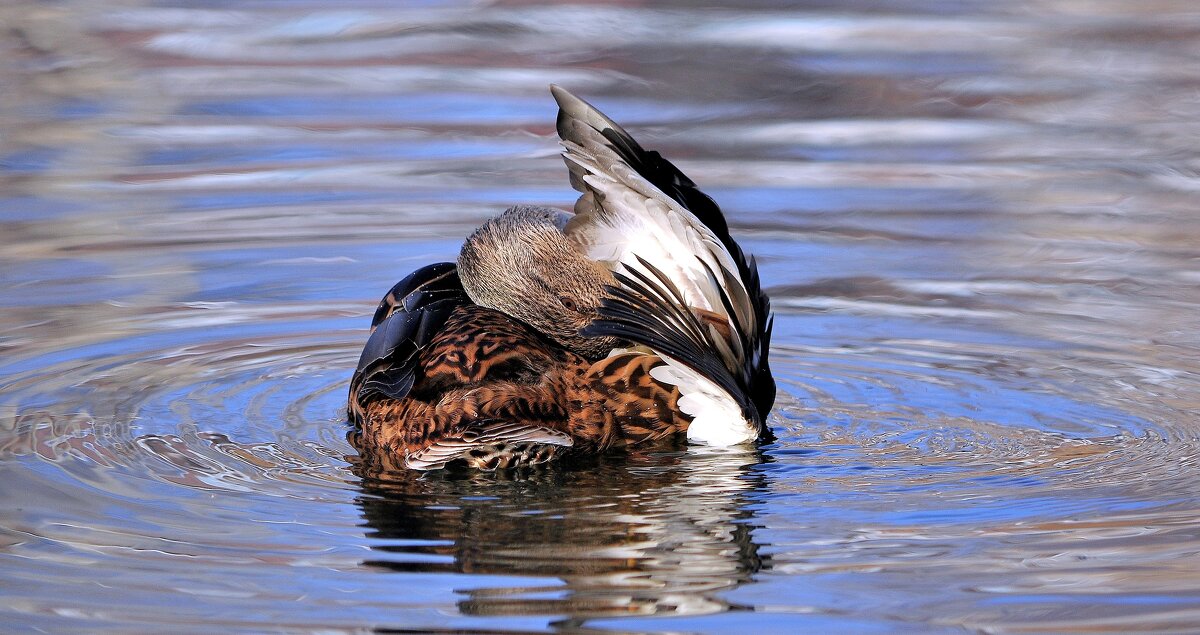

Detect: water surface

[3,0,1200,632]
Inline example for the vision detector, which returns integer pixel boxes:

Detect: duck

[347,86,774,471]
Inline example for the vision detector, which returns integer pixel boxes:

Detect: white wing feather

[553,86,760,446]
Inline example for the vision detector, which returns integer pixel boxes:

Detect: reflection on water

[3,0,1200,632]
[357,450,764,623]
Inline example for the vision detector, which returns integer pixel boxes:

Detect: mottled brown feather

[351,305,691,469]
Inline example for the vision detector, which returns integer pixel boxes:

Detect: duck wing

[368,261,464,331]
[405,420,573,471]
[348,262,470,426]
[551,86,775,444]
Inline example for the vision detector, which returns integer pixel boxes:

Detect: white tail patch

[649,359,756,446]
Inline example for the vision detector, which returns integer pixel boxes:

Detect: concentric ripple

[1,311,356,490]
[4,0,1200,632]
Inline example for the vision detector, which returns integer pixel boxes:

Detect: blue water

[3,0,1200,632]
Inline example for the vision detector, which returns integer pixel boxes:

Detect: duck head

[457,205,621,360]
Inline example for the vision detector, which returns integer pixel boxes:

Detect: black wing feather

[584,256,760,426]
[349,263,470,425]
[370,261,461,329]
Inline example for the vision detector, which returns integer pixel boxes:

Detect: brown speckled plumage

[350,304,687,469]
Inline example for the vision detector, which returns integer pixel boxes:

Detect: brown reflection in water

[352,447,769,622]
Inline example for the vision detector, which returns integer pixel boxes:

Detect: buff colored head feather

[457,205,620,360]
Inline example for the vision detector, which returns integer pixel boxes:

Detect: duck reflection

[352,446,770,621]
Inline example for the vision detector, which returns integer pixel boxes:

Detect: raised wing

[552,86,775,443]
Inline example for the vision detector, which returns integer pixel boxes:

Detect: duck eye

[559,296,578,312]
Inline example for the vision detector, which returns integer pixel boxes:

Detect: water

[3,0,1200,632]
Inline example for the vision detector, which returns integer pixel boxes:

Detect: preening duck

[348,86,774,471]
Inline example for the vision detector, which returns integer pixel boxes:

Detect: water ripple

[3,0,1200,632]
